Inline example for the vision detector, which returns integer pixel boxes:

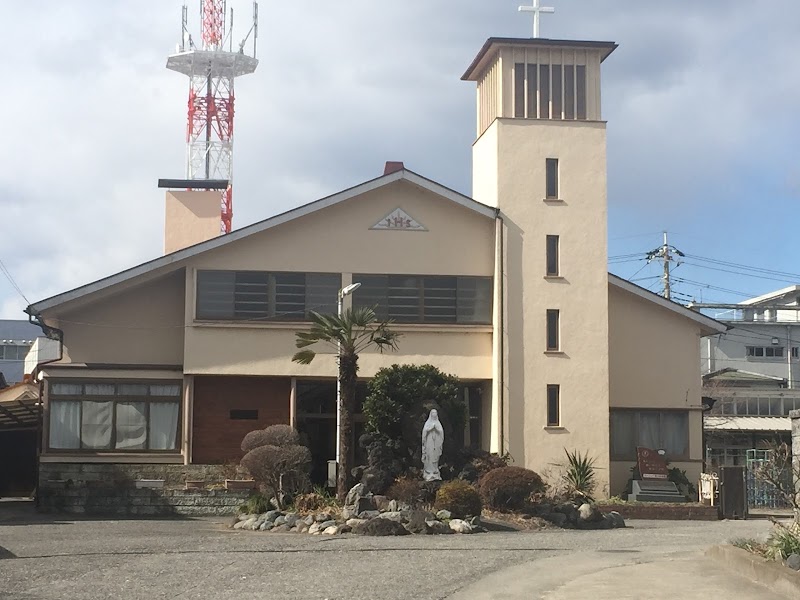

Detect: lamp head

[340,282,362,298]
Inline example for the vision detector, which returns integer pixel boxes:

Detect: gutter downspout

[24,310,64,510]
[495,208,505,455]
[788,324,793,389]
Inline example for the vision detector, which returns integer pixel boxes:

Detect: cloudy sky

[1,0,799,318]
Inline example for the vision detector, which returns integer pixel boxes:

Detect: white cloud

[1,0,798,317]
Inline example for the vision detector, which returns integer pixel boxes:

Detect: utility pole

[646,231,684,301]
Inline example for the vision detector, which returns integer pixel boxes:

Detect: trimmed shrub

[479,466,545,511]
[434,480,482,519]
[239,492,270,515]
[386,477,422,508]
[241,424,300,453]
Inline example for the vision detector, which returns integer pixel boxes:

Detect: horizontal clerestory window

[352,275,493,324]
[48,381,182,452]
[196,270,340,321]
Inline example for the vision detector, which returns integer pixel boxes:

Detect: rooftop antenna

[167,1,259,234]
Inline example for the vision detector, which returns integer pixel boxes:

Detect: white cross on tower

[518,0,555,39]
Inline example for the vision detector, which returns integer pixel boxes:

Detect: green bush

[479,466,545,511]
[562,449,597,501]
[765,521,800,561]
[363,364,465,470]
[434,480,482,519]
[386,477,422,508]
[239,492,270,514]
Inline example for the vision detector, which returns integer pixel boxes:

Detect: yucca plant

[562,449,598,502]
[764,519,800,561]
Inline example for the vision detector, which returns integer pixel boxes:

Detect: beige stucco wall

[164,191,222,255]
[181,179,497,379]
[46,271,186,366]
[474,117,611,492]
[607,283,705,496]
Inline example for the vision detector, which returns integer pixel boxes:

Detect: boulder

[264,510,282,522]
[405,510,436,534]
[358,510,381,519]
[259,521,274,531]
[373,495,391,512]
[449,519,474,534]
[346,518,368,529]
[271,524,292,533]
[605,511,626,529]
[273,516,287,527]
[323,526,340,535]
[353,518,411,536]
[787,554,800,571]
[284,513,299,528]
[425,520,454,535]
[240,517,258,530]
[543,512,568,528]
[303,515,315,526]
[436,509,452,521]
[233,520,248,530]
[308,522,323,535]
[378,511,406,523]
[346,483,368,506]
[296,523,309,534]
[315,512,334,523]
[319,520,337,530]
[578,503,603,524]
[387,499,399,513]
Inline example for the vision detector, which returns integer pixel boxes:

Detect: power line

[0,258,29,305]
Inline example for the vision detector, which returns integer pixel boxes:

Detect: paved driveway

[0,506,782,600]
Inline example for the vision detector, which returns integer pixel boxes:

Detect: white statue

[421,409,444,482]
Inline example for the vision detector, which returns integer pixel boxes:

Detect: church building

[26,31,727,503]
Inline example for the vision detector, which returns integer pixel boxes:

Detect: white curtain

[50,383,82,396]
[84,383,115,396]
[610,411,635,457]
[149,384,181,397]
[115,402,147,449]
[49,401,80,449]
[81,401,112,449]
[149,402,179,450]
[662,412,689,459]
[638,412,661,451]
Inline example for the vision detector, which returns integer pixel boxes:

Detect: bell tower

[463,34,617,491]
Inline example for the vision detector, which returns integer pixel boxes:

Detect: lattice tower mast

[167,1,259,234]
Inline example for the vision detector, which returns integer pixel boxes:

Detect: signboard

[636,447,669,480]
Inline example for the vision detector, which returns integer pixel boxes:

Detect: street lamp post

[336,283,361,468]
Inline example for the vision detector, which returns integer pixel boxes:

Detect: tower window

[546,309,560,351]
[576,66,587,120]
[546,235,560,276]
[514,63,526,118]
[539,64,550,119]
[513,63,588,120]
[546,158,559,199]
[547,385,561,427]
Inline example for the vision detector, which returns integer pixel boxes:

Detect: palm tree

[293,307,400,501]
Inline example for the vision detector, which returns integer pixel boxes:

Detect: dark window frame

[546,309,560,351]
[546,235,560,276]
[546,158,559,199]
[546,384,560,427]
[47,379,182,454]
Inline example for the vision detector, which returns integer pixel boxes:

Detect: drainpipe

[495,209,505,455]
[788,324,793,389]
[24,310,64,509]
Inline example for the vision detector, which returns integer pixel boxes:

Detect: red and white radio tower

[167,1,259,234]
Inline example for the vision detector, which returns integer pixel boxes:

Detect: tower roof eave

[462,37,618,82]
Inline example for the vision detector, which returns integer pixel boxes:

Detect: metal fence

[746,449,792,509]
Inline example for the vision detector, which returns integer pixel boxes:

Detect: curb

[707,544,800,599]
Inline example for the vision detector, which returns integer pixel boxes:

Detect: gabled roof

[609,274,729,335]
[28,169,497,314]
[739,285,800,306]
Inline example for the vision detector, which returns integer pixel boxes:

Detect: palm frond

[292,349,317,365]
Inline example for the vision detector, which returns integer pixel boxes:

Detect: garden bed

[596,501,718,521]
[707,545,800,598]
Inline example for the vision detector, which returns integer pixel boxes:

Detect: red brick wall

[192,376,291,464]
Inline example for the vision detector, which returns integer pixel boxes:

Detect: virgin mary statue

[421,409,444,482]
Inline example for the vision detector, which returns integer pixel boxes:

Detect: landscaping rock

[605,511,626,529]
[405,510,436,534]
[271,524,292,533]
[787,554,800,571]
[373,495,391,512]
[578,503,604,523]
[346,518,368,529]
[296,523,309,534]
[308,522,323,535]
[353,518,411,536]
[345,483,367,506]
[240,517,258,530]
[358,510,380,519]
[319,520,337,530]
[426,520,453,535]
[237,513,254,522]
[259,521,274,531]
[436,509,452,520]
[233,520,248,530]
[449,519,474,534]
[378,511,405,523]
[303,515,315,526]
[315,512,334,522]
[273,515,287,527]
[543,512,568,527]
[284,513,299,528]
[323,525,340,535]
[264,510,282,522]
[387,499,399,512]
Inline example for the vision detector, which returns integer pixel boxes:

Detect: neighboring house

[25,36,726,507]
[700,286,800,472]
[0,381,40,496]
[0,320,40,385]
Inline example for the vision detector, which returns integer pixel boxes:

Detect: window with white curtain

[610,410,689,461]
[48,381,181,452]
